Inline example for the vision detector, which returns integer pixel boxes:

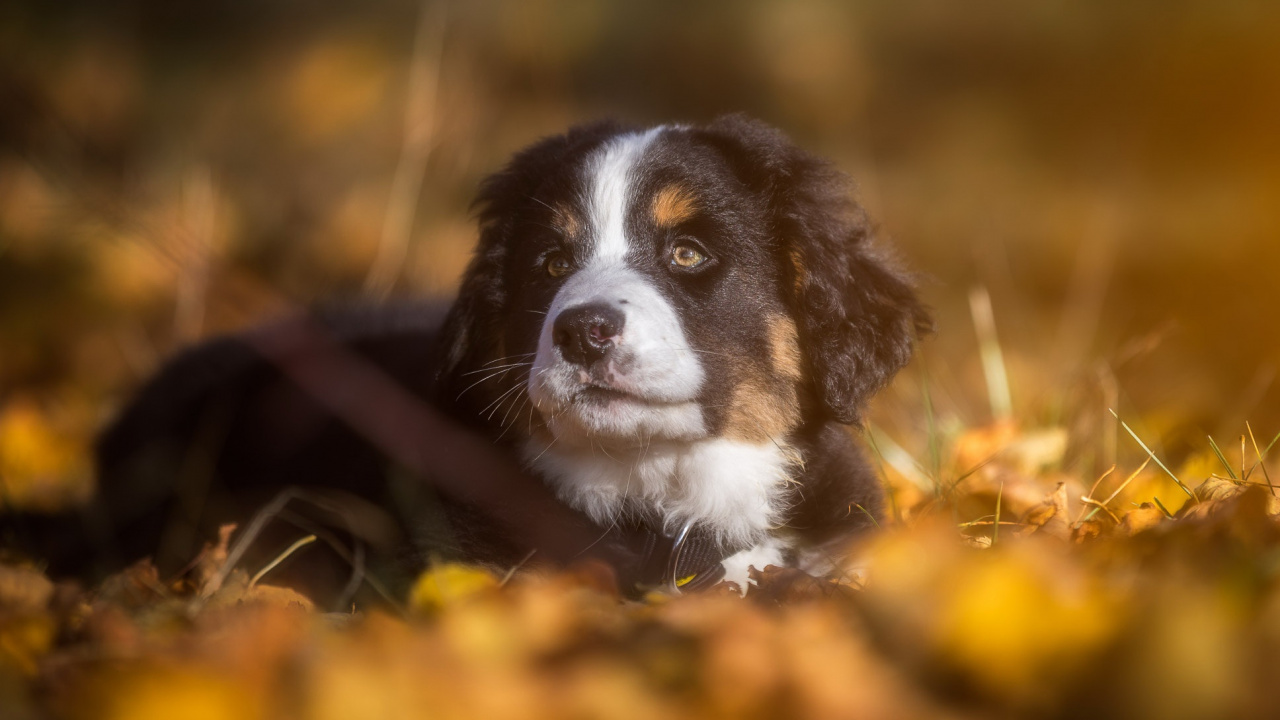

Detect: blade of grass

[943,450,1005,498]
[958,519,1024,528]
[1079,459,1151,526]
[1152,496,1175,519]
[866,424,934,493]
[993,481,1004,545]
[921,370,942,483]
[1242,434,1248,482]
[853,504,881,529]
[970,286,1013,423]
[1110,409,1193,498]
[249,535,317,588]
[1075,465,1116,527]
[1207,435,1238,480]
[863,430,903,523]
[1247,423,1276,496]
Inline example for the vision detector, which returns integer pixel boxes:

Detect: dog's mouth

[574,383,659,406]
[527,371,706,445]
[530,358,694,410]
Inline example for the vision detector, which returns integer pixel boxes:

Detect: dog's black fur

[5,116,929,604]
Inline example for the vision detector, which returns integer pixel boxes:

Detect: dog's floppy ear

[698,115,933,424]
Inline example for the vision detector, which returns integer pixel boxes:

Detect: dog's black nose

[553,303,625,366]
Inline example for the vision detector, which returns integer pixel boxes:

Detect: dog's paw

[719,539,787,594]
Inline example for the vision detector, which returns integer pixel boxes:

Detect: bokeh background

[2,0,1278,508]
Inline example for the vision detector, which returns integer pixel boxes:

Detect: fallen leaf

[190,524,237,594]
[1018,482,1070,539]
[408,563,500,615]
[0,612,55,676]
[0,564,54,612]
[95,559,168,610]
[1071,517,1110,543]
[1119,503,1166,536]
[747,565,848,604]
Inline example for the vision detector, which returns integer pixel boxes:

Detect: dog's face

[437,116,930,452]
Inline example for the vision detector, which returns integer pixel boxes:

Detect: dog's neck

[522,434,800,550]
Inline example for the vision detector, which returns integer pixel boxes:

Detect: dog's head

[436,115,931,449]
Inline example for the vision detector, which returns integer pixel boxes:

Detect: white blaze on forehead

[587,126,664,263]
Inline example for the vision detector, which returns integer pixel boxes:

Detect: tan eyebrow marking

[552,202,581,238]
[651,184,698,227]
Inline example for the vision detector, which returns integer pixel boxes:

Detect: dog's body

[17,116,929,602]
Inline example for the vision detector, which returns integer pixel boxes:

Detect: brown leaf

[203,570,315,612]
[1119,503,1167,536]
[747,565,853,604]
[95,559,169,609]
[0,563,54,612]
[1194,476,1244,504]
[191,523,237,594]
[0,612,55,676]
[1072,517,1111,543]
[1018,482,1070,539]
[1178,477,1273,524]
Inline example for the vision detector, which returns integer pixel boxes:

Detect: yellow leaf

[95,666,264,720]
[0,399,90,511]
[937,549,1115,697]
[408,563,499,615]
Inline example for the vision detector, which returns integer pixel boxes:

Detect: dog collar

[625,520,733,593]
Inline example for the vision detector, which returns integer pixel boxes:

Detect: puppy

[17,115,930,602]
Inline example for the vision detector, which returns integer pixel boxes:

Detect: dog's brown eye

[546,253,571,277]
[672,245,706,269]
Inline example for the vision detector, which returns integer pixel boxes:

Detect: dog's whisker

[529,435,559,465]
[509,395,532,429]
[505,392,526,421]
[494,393,530,442]
[460,361,531,377]
[455,367,521,400]
[481,382,527,420]
[478,353,536,368]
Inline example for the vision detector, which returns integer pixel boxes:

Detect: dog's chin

[534,385,706,447]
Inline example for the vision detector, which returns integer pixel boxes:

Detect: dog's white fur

[588,126,665,262]
[523,130,799,584]
[720,538,788,590]
[524,436,796,552]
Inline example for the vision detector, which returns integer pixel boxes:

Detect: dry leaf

[1119,503,1167,536]
[0,564,54,612]
[190,524,237,593]
[1018,482,1070,539]
[1071,517,1110,543]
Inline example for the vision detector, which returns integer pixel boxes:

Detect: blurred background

[1,0,1278,510]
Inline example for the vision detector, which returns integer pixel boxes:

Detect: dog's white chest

[525,436,798,551]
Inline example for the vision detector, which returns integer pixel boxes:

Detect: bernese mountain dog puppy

[15,115,930,603]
